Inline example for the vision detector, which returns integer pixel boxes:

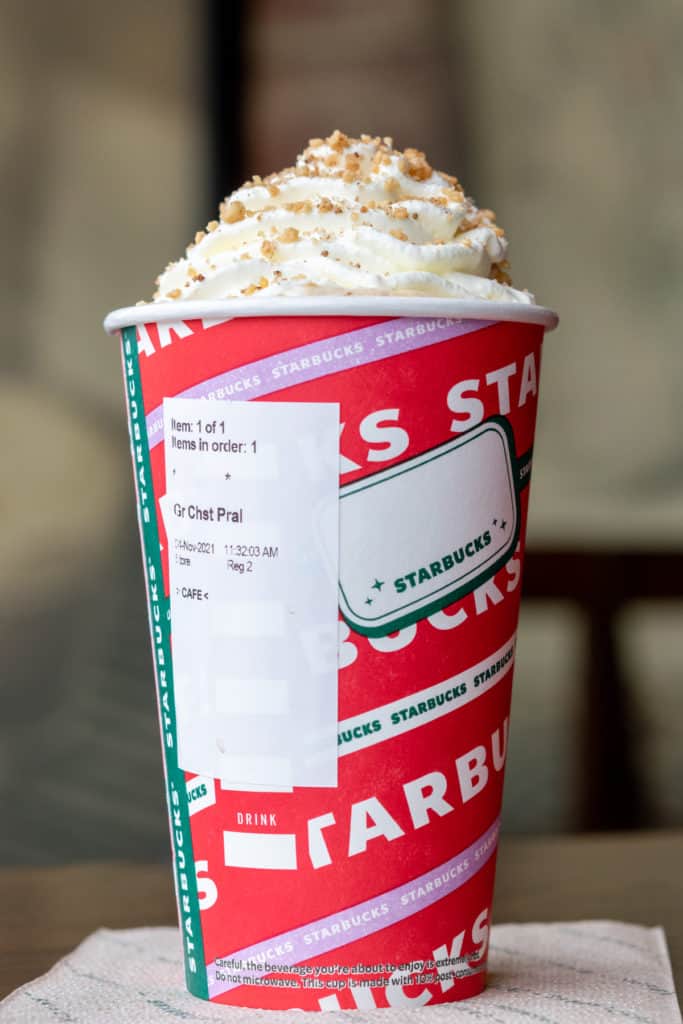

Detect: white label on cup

[318,419,519,637]
[162,398,340,789]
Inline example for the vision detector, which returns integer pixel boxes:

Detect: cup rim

[103,297,558,334]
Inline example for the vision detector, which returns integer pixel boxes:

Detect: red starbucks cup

[104,296,558,1010]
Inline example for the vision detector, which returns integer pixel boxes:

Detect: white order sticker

[162,398,340,789]
[319,419,520,637]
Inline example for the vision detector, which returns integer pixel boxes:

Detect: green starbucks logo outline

[337,416,524,638]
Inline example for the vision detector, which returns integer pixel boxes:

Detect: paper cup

[104,297,558,1010]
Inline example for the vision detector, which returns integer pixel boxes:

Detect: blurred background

[1,0,682,864]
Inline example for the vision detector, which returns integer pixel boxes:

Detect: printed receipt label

[162,397,340,789]
[319,419,520,637]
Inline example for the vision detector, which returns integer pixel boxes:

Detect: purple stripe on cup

[145,316,495,448]
[206,815,500,998]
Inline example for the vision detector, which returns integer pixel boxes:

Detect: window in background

[455,1,683,829]
[0,0,202,864]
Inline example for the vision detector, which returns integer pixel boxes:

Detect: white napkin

[1,922,680,1023]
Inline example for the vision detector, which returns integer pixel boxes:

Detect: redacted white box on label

[108,297,557,1010]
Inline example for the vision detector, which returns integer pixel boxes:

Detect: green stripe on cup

[121,327,208,1000]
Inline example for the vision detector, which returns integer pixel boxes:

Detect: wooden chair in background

[523,550,683,831]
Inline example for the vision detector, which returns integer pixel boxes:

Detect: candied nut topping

[491,260,512,285]
[328,129,349,152]
[285,200,313,214]
[220,199,246,223]
[402,147,433,181]
[153,130,525,301]
[241,276,269,295]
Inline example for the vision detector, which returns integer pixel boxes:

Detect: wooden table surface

[1,830,681,1002]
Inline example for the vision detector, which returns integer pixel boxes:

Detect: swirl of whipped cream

[154,131,531,303]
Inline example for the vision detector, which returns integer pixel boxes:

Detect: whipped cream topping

[154,131,531,304]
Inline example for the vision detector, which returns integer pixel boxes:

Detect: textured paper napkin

[1,921,680,1022]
